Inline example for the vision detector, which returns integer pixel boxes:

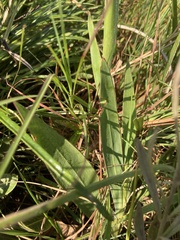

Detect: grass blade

[163,214,180,238]
[134,202,146,240]
[122,63,136,166]
[88,13,101,89]
[162,32,180,82]
[158,57,180,238]
[0,161,174,230]
[0,74,54,179]
[136,138,161,218]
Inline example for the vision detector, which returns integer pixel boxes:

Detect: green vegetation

[0,0,180,239]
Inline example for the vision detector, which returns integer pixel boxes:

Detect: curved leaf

[0,174,18,198]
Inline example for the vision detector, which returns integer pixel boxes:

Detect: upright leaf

[100,58,123,212]
[136,138,161,217]
[122,64,136,166]
[103,0,119,67]
[134,202,146,240]
[88,13,101,89]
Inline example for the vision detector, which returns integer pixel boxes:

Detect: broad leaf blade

[15,103,99,217]
[0,108,112,220]
[100,58,123,212]
[103,0,119,67]
[16,103,98,187]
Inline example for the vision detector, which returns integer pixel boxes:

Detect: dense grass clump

[0,0,179,239]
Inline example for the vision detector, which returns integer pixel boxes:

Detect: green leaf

[88,13,101,89]
[162,32,180,83]
[18,215,51,233]
[136,138,161,217]
[134,202,146,240]
[134,117,144,132]
[0,95,37,106]
[103,0,119,67]
[100,58,124,214]
[0,107,112,220]
[16,103,98,187]
[15,103,99,217]
[0,174,18,198]
[148,214,160,239]
[0,233,25,240]
[0,74,54,179]
[163,215,180,238]
[122,64,136,165]
[0,159,173,229]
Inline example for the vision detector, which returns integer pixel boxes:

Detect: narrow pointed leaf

[103,0,119,67]
[134,202,146,240]
[88,13,101,88]
[163,214,180,238]
[122,64,136,166]
[136,138,161,216]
